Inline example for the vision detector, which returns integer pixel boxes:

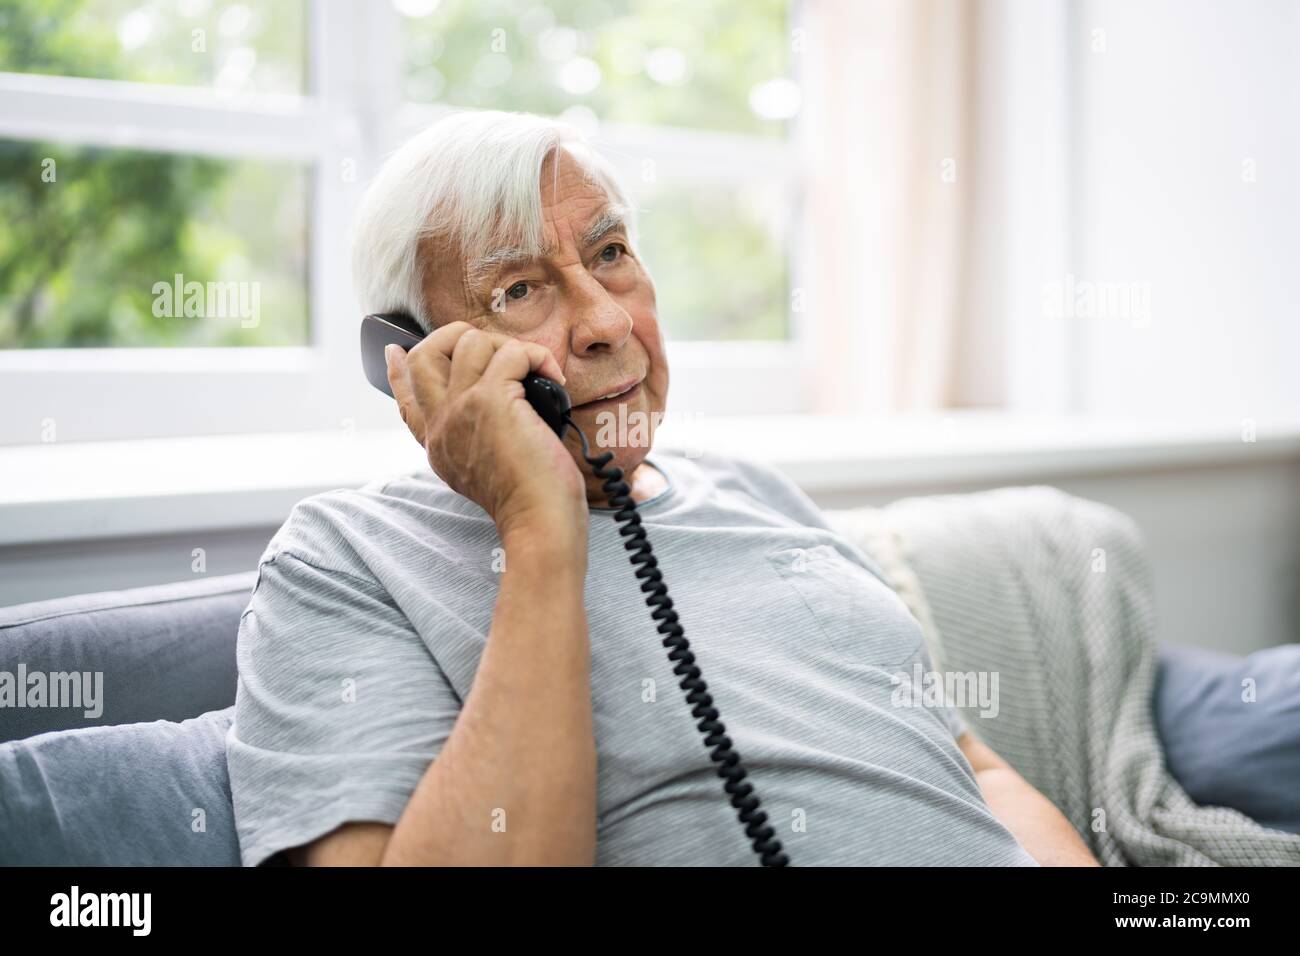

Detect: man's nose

[566,273,633,356]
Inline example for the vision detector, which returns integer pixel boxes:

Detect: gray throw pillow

[0,706,240,865]
[1155,642,1300,835]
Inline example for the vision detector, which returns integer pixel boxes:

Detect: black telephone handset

[361,312,572,436]
[361,313,789,867]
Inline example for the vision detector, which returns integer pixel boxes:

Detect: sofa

[2,487,1297,866]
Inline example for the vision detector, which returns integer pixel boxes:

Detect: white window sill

[2,412,1298,546]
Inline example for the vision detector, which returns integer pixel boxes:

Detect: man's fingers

[480,338,563,388]
[384,343,410,401]
[385,345,426,438]
[500,337,565,385]
[447,329,498,393]
[404,324,456,394]
[402,320,567,421]
[450,330,566,392]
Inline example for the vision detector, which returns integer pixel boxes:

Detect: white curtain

[799,0,977,413]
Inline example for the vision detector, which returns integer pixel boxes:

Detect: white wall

[1071,0,1300,421]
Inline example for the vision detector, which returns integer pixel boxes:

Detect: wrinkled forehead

[464,201,631,290]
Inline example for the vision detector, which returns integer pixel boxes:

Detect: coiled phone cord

[563,415,790,868]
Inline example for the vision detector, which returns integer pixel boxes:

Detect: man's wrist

[499,515,588,572]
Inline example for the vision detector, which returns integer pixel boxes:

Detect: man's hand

[385,320,585,540]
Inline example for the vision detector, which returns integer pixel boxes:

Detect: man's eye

[505,281,529,300]
[598,242,626,263]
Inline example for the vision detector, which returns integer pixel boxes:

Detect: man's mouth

[571,377,643,411]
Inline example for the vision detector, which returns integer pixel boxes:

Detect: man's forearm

[381,526,595,866]
[974,767,1100,866]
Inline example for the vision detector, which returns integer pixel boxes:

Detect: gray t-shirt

[226,450,1037,867]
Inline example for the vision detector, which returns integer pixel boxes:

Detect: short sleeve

[225,552,460,866]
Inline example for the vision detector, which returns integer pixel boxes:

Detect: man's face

[420,144,668,486]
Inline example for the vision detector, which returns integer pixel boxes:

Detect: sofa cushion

[0,706,240,866]
[0,572,255,743]
[1155,642,1300,835]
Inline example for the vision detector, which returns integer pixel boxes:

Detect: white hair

[351,109,636,332]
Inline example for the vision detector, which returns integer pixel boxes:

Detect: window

[0,0,806,445]
[0,138,309,349]
[401,0,791,138]
[0,0,307,91]
[0,1,311,346]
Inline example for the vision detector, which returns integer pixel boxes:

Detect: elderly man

[226,110,1097,867]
